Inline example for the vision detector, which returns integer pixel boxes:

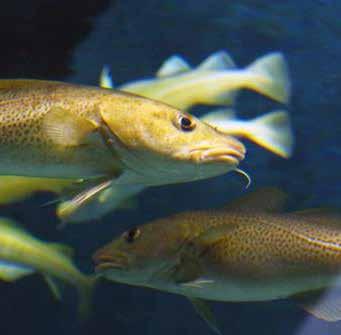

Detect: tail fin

[243,110,294,158]
[77,275,97,320]
[245,52,291,104]
[48,243,97,319]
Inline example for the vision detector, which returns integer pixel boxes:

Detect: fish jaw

[176,138,246,165]
[110,135,246,186]
[93,247,145,285]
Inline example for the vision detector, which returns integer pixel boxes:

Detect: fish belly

[0,144,117,179]
[171,274,340,302]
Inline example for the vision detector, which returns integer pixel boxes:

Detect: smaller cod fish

[94,188,341,333]
[111,51,291,109]
[0,217,95,316]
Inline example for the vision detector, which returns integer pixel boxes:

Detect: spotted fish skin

[93,188,341,303]
[0,80,123,178]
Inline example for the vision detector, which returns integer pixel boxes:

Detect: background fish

[94,187,341,333]
[0,217,95,317]
[118,51,291,109]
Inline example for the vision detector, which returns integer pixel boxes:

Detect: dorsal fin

[197,51,236,71]
[223,187,288,213]
[99,66,114,89]
[156,55,191,78]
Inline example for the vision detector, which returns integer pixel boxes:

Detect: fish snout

[190,137,246,165]
[93,246,129,273]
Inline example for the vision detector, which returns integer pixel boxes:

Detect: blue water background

[0,0,341,334]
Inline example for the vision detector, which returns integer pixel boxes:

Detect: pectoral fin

[0,261,34,281]
[56,180,113,222]
[188,297,222,335]
[43,106,99,146]
[292,289,341,321]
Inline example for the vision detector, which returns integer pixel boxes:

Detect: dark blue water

[0,0,341,334]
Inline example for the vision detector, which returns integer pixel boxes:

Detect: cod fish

[0,79,245,209]
[56,106,293,223]
[94,188,341,333]
[0,217,95,316]
[112,51,291,109]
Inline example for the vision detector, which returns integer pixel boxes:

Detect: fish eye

[123,227,141,243]
[178,114,196,132]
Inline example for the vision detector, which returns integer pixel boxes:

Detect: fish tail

[245,52,291,103]
[77,274,98,320]
[244,110,294,158]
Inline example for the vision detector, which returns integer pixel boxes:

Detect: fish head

[100,93,246,185]
[93,215,191,286]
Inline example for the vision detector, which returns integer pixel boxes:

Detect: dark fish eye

[123,227,141,243]
[179,115,196,131]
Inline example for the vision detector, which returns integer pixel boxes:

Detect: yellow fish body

[0,217,94,316]
[0,79,245,210]
[118,51,291,109]
[0,176,78,204]
[93,188,341,332]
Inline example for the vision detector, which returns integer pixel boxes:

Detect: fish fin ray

[43,106,98,146]
[245,52,291,103]
[187,297,222,335]
[156,55,191,78]
[197,50,236,71]
[43,275,63,301]
[56,180,112,221]
[180,279,215,289]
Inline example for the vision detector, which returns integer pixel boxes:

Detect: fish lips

[181,139,246,166]
[93,248,130,274]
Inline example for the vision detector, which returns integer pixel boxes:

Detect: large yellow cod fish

[93,188,341,333]
[0,217,95,317]
[0,79,245,204]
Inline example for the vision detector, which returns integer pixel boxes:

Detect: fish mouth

[189,143,246,165]
[93,250,129,273]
